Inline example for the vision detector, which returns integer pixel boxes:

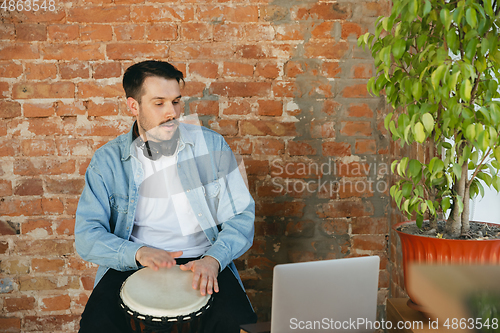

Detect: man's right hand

[135,247,183,271]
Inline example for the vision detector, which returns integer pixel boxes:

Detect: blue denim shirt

[75,122,255,289]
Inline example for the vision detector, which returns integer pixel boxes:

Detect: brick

[22,218,53,237]
[42,198,65,215]
[223,62,254,78]
[336,162,372,177]
[240,120,296,136]
[0,101,21,119]
[80,24,113,41]
[4,296,36,312]
[25,63,57,81]
[68,6,130,23]
[338,178,375,198]
[244,159,269,176]
[189,100,219,116]
[77,82,122,98]
[55,139,94,156]
[48,24,80,41]
[320,219,350,236]
[0,220,17,235]
[214,24,244,42]
[81,275,95,290]
[304,41,349,59]
[288,141,316,156]
[285,220,315,237]
[340,121,372,137]
[189,62,218,79]
[210,82,271,98]
[59,62,90,79]
[322,142,351,157]
[181,81,205,98]
[16,23,47,41]
[55,219,75,236]
[1,259,29,274]
[86,100,119,116]
[131,6,195,22]
[171,43,234,61]
[255,62,280,79]
[352,63,373,79]
[352,217,388,234]
[253,138,284,156]
[14,178,43,196]
[272,81,300,98]
[0,317,21,331]
[229,6,259,22]
[43,43,104,61]
[13,82,74,99]
[114,24,145,41]
[352,235,386,251]
[16,240,74,257]
[257,100,282,116]
[322,61,342,78]
[181,23,212,41]
[23,103,55,118]
[45,178,85,195]
[275,23,307,41]
[257,201,305,217]
[27,118,65,136]
[355,139,376,154]
[0,180,12,196]
[14,158,74,177]
[0,241,8,254]
[296,3,352,20]
[342,22,367,40]
[24,315,80,331]
[284,61,304,78]
[0,81,8,99]
[244,24,275,42]
[21,139,56,156]
[56,101,87,116]
[0,198,43,216]
[223,100,251,115]
[347,103,373,118]
[0,62,22,78]
[226,138,252,155]
[270,161,321,179]
[312,22,335,39]
[342,83,369,98]
[260,5,289,22]
[318,199,374,218]
[147,24,178,41]
[362,1,391,17]
[235,44,267,59]
[0,24,15,40]
[41,294,71,312]
[0,140,19,157]
[0,43,39,60]
[311,120,335,139]
[106,43,169,60]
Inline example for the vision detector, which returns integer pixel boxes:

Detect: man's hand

[135,246,183,271]
[179,256,220,296]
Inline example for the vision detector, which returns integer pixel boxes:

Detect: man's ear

[127,97,140,116]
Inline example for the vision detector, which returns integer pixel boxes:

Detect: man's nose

[163,102,177,118]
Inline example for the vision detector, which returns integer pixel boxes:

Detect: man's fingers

[179,261,193,271]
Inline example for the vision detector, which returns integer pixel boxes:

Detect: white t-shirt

[130,146,211,258]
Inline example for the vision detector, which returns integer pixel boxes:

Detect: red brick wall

[0,0,392,331]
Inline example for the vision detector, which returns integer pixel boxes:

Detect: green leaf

[416,214,423,228]
[412,81,422,100]
[460,79,472,102]
[466,8,477,28]
[440,8,452,30]
[465,123,476,140]
[413,122,426,143]
[402,182,413,198]
[392,39,406,60]
[453,163,462,180]
[421,113,434,133]
[441,197,451,213]
[423,0,432,17]
[408,159,422,178]
[494,147,500,163]
[384,113,393,130]
[465,38,478,62]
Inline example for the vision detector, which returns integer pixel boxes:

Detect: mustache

[159,118,179,126]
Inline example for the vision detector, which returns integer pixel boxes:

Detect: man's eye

[155,103,163,106]
[172,101,180,105]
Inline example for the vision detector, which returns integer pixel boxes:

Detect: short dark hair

[122,60,184,103]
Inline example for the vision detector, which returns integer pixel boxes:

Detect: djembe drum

[120,266,213,333]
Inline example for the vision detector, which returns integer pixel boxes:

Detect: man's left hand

[179,256,220,296]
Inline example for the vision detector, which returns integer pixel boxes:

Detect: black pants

[79,259,257,333]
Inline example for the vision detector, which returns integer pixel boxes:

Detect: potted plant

[358,0,500,308]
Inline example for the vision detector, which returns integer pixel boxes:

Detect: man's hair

[123,60,184,103]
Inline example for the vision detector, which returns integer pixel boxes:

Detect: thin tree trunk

[446,148,467,237]
[461,184,470,235]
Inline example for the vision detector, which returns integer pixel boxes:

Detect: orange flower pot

[393,221,500,309]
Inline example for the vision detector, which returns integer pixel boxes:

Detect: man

[75,60,257,332]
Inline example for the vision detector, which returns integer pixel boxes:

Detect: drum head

[120,266,211,318]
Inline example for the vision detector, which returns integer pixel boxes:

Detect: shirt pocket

[203,180,220,198]
[109,194,129,214]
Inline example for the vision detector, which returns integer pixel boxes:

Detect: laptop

[243,256,379,333]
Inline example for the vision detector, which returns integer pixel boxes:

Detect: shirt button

[198,213,202,217]
[131,199,134,203]
[186,189,190,193]
[212,237,216,241]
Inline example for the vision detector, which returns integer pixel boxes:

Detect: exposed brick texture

[0,0,393,330]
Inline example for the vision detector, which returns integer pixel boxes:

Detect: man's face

[128,76,182,142]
